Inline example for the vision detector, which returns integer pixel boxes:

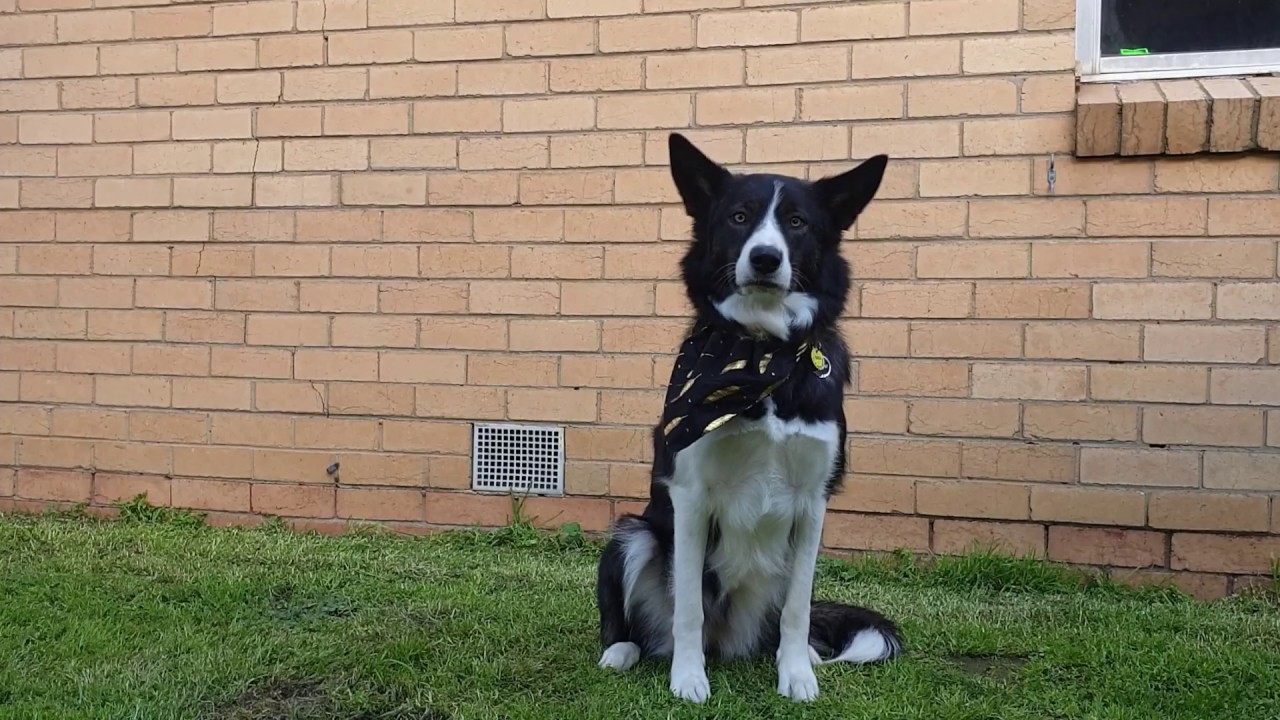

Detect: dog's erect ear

[669,133,729,218]
[814,155,889,232]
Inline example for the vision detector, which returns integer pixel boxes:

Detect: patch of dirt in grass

[208,678,448,720]
[949,654,1029,682]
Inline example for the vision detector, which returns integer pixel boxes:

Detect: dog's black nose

[749,247,782,275]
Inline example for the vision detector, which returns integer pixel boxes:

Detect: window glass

[1101,0,1280,58]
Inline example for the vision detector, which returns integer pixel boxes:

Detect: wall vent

[471,423,565,496]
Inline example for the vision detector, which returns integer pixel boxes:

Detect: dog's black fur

[595,133,902,699]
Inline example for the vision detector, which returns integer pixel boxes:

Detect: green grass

[1,507,1279,720]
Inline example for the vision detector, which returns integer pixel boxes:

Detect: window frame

[1076,0,1280,82]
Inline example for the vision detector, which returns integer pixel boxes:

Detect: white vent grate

[471,423,565,496]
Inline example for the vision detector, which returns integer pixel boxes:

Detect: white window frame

[1077,0,1280,82]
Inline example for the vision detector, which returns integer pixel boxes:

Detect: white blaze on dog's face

[667,133,888,340]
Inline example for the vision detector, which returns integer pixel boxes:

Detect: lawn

[1,506,1278,720]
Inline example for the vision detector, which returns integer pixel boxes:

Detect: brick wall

[1,0,1277,597]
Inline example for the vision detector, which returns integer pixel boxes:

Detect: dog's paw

[777,657,820,702]
[598,642,640,672]
[669,665,710,703]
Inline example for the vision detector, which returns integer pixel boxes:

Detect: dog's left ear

[814,155,889,232]
[669,133,730,218]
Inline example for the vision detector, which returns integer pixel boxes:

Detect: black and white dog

[594,134,903,703]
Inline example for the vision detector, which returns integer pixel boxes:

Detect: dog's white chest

[674,401,839,586]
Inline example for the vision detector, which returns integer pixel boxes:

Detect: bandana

[658,324,830,457]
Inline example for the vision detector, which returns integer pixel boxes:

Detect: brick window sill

[1076,76,1280,157]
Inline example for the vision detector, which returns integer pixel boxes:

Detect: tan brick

[644,50,740,91]
[1152,241,1274,279]
[284,139,368,172]
[1171,533,1280,574]
[599,14,691,53]
[329,246,418,278]
[503,96,595,133]
[19,113,93,145]
[1090,365,1207,404]
[175,39,254,73]
[418,244,508,279]
[95,111,171,144]
[1022,0,1073,29]
[852,37,959,79]
[561,355,654,389]
[134,6,211,39]
[257,35,324,68]
[934,519,1044,557]
[458,61,547,96]
[963,441,1075,483]
[413,26,502,61]
[861,282,971,318]
[797,85,904,124]
[799,3,905,41]
[413,384,505,420]
[916,242,1028,279]
[918,479,1028,520]
[845,395,908,432]
[216,72,282,104]
[909,321,1020,359]
[94,441,171,475]
[1049,526,1164,568]
[909,77,1016,118]
[511,245,603,280]
[419,318,507,351]
[327,30,413,65]
[745,44,849,86]
[857,200,967,239]
[964,117,1074,156]
[519,170,613,206]
[1144,407,1264,448]
[1099,280,1214,321]
[1200,78,1256,153]
[1150,491,1269,532]
[1089,198,1208,237]
[972,362,1085,401]
[696,9,797,47]
[909,0,1017,34]
[1146,325,1266,364]
[1116,82,1166,156]
[376,279,468,312]
[252,484,334,519]
[283,68,367,102]
[1203,451,1280,491]
[846,243,913,280]
[562,281,655,315]
[253,381,326,414]
[61,78,136,110]
[848,120,958,159]
[839,319,911,356]
[910,400,1019,438]
[1080,447,1200,488]
[1024,404,1138,442]
[469,280,559,315]
[56,9,132,43]
[858,359,968,397]
[824,512,930,552]
[1218,283,1280,320]
[20,179,95,209]
[509,319,599,353]
[170,478,249,513]
[1155,156,1279,194]
[550,132,646,169]
[383,209,471,243]
[1212,368,1280,406]
[963,32,1072,73]
[824,474,913,514]
[1020,72,1075,113]
[215,280,298,312]
[969,200,1084,239]
[211,347,293,379]
[1031,242,1148,279]
[52,408,128,441]
[459,136,548,171]
[366,0,450,25]
[1034,157,1152,196]
[14,469,90,503]
[1031,486,1144,526]
[22,44,96,79]
[92,178,169,208]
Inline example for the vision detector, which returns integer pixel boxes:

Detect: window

[1077,0,1280,81]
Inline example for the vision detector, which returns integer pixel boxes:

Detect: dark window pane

[1101,0,1280,57]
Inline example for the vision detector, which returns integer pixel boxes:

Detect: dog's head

[668,133,887,341]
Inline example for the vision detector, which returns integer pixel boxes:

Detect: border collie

[594,133,902,703]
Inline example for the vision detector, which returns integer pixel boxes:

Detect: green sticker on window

[1119,48,1150,55]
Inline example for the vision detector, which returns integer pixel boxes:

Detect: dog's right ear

[668,133,729,218]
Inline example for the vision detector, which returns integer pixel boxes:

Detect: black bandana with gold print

[658,324,830,457]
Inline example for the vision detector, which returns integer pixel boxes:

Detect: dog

[594,133,903,704]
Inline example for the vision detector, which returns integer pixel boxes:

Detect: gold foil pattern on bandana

[703,413,736,434]
[703,385,741,404]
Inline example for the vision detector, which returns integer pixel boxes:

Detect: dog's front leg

[776,499,826,702]
[668,484,710,703]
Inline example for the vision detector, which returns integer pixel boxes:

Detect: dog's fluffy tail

[808,601,903,664]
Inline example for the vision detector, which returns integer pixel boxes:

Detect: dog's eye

[789,216,806,229]
[731,211,748,225]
